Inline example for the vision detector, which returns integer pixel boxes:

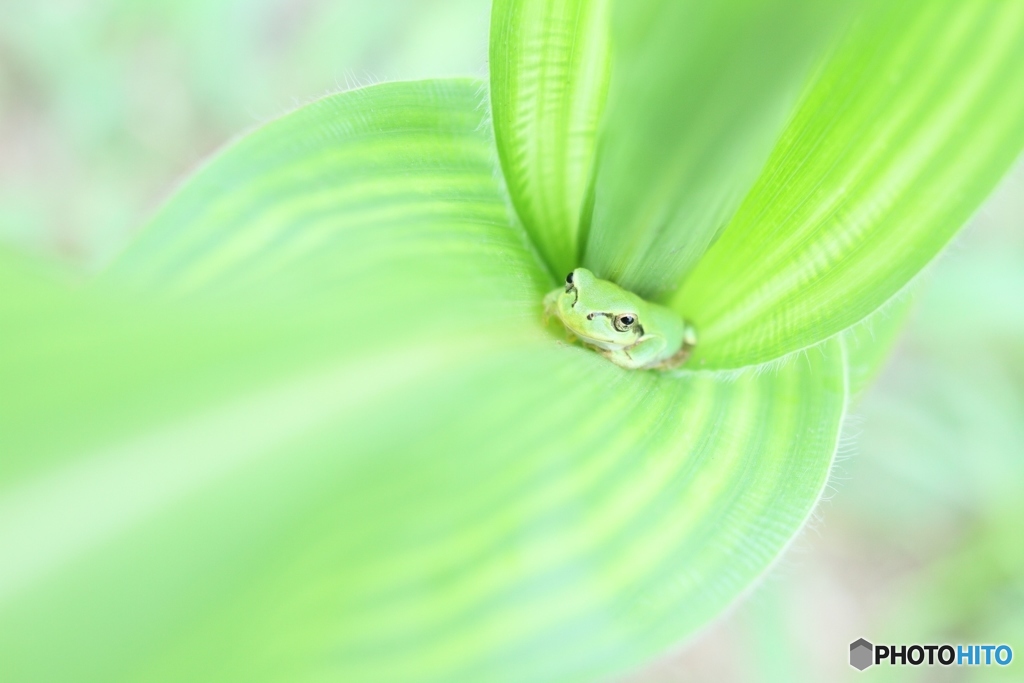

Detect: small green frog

[544,267,697,370]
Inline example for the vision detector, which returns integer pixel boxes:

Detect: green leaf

[0,324,848,683]
[674,0,1024,369]
[490,0,611,278]
[105,78,548,309]
[0,79,847,682]
[3,79,550,486]
[583,0,848,299]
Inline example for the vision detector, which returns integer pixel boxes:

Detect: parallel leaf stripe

[270,346,844,682]
[491,0,611,277]
[678,1,1024,368]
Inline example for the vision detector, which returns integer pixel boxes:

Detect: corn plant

[2,1,1023,681]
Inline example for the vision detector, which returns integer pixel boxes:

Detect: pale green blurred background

[1,1,1021,681]
[0,0,491,268]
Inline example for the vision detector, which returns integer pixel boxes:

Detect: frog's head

[554,267,644,350]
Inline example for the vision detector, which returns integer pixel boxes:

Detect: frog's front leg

[618,335,669,370]
[651,323,698,370]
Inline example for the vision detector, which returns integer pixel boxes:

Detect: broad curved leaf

[490,0,611,278]
[0,79,847,682]
[675,0,1024,369]
[582,0,848,299]
[2,79,549,486]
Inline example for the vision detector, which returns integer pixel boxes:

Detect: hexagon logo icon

[850,638,874,670]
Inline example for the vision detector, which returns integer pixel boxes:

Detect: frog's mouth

[570,328,623,351]
[567,312,636,350]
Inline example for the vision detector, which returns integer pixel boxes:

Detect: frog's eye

[614,314,637,332]
[565,272,574,285]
